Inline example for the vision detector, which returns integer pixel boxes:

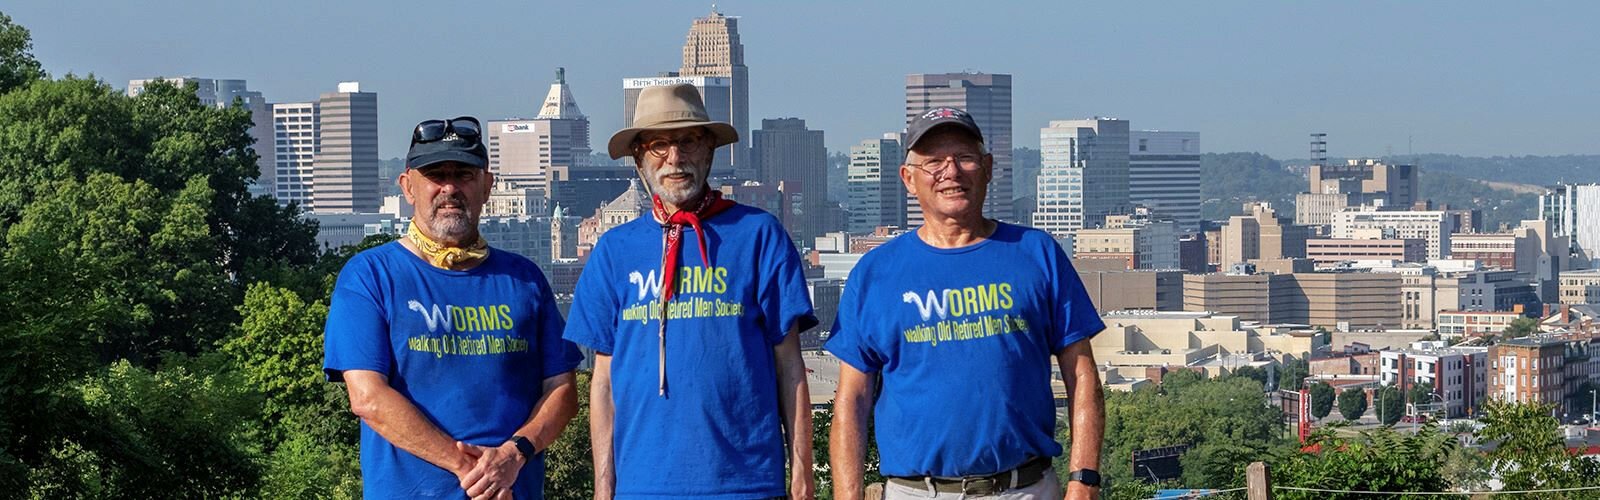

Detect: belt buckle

[960,476,1001,495]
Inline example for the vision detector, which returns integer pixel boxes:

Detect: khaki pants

[883,471,1062,500]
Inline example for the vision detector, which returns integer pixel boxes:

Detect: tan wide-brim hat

[607,83,739,159]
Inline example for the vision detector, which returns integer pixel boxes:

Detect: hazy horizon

[10,1,1597,160]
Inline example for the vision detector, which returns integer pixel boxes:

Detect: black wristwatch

[1069,469,1102,487]
[510,435,540,461]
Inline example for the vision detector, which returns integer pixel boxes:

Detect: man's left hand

[1064,480,1098,500]
[789,470,816,500]
[458,441,526,500]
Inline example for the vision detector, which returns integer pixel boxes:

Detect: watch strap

[511,435,539,461]
[1069,468,1102,487]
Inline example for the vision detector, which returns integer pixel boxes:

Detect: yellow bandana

[406,222,489,269]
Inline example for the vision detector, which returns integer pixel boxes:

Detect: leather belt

[886,457,1052,496]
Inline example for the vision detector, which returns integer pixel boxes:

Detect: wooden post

[1246,461,1272,500]
[865,482,884,500]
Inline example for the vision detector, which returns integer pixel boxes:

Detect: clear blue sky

[10,1,1597,160]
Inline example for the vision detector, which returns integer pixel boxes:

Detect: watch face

[1072,469,1102,486]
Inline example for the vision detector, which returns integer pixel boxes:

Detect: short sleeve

[756,217,819,345]
[531,269,584,378]
[822,265,886,373]
[562,241,621,354]
[1048,241,1106,352]
[323,256,393,382]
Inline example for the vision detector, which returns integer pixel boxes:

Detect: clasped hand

[455,441,525,500]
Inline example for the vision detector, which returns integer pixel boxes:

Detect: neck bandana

[652,188,735,396]
[406,221,489,269]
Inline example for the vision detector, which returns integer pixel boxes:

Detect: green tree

[1406,382,1436,411]
[26,358,263,498]
[545,371,595,500]
[1092,376,1285,488]
[1279,358,1309,391]
[1228,365,1268,387]
[1270,426,1454,499]
[1337,388,1367,421]
[1574,381,1599,421]
[1477,400,1600,492]
[222,283,333,436]
[5,173,227,364]
[1375,386,1404,426]
[1309,382,1335,420]
[0,11,44,94]
[1501,317,1540,339]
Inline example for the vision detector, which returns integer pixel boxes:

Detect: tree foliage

[1309,382,1335,420]
[1375,386,1404,426]
[1270,426,1454,499]
[1477,400,1600,492]
[1088,375,1286,489]
[1337,388,1368,422]
[0,11,44,94]
[1501,317,1540,339]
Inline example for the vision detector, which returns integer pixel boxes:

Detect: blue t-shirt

[563,204,818,500]
[823,222,1105,478]
[323,242,584,499]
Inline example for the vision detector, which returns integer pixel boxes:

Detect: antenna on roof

[1310,133,1328,168]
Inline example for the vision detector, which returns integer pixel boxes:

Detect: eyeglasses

[636,135,709,159]
[412,116,482,146]
[906,154,984,177]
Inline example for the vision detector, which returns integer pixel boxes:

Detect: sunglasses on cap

[411,116,482,146]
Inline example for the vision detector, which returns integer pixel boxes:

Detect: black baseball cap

[905,107,984,151]
[406,118,489,170]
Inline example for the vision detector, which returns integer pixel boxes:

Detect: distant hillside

[1200,152,1302,219]
[1202,152,1543,230]
[1390,154,1600,186]
[1419,170,1538,231]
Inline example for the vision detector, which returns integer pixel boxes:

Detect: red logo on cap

[923,108,963,120]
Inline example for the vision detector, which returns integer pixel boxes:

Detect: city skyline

[9,1,1598,161]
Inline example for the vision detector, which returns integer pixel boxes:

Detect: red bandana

[653,190,735,302]
[651,188,735,397]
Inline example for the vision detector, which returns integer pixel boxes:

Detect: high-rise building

[680,8,750,180]
[1331,207,1457,261]
[128,77,276,197]
[1129,131,1201,233]
[751,118,828,243]
[623,75,733,173]
[1295,159,1419,229]
[272,101,319,208]
[1033,119,1130,237]
[847,134,904,233]
[1541,183,1600,267]
[1219,202,1309,268]
[311,82,380,214]
[905,72,1013,222]
[486,68,593,194]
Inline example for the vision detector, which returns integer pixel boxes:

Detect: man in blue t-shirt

[323,116,584,499]
[564,84,818,499]
[825,108,1107,500]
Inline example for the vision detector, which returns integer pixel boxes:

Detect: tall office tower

[1032,118,1131,238]
[751,118,828,243]
[487,68,593,193]
[1219,202,1309,268]
[272,101,320,209]
[1129,131,1201,234]
[1540,183,1600,267]
[129,77,276,196]
[312,82,380,214]
[1295,159,1419,227]
[623,75,734,173]
[847,134,904,233]
[681,8,750,180]
[904,72,1013,222]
